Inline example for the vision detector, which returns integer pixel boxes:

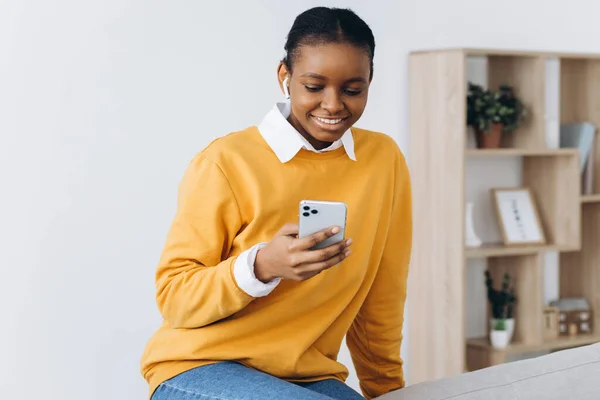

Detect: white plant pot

[490,318,515,341]
[490,330,510,349]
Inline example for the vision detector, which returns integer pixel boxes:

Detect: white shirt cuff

[233,242,281,297]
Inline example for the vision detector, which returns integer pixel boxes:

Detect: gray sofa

[376,343,600,400]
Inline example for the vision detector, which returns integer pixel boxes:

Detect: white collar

[257,101,356,163]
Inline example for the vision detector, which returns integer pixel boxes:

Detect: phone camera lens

[311,209,318,214]
[303,206,310,211]
[303,212,310,217]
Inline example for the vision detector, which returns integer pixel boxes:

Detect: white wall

[2,1,600,399]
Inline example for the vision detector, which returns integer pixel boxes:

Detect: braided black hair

[282,7,375,80]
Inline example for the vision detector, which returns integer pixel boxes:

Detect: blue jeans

[152,361,365,400]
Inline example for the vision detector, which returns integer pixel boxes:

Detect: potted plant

[485,270,517,342]
[490,318,510,349]
[467,82,526,149]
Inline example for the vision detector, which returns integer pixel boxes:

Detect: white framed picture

[491,187,546,246]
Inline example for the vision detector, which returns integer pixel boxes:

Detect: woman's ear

[277,62,290,99]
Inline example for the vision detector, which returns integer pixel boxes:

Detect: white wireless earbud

[283,76,290,99]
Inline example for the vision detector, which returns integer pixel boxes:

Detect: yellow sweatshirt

[140,126,412,400]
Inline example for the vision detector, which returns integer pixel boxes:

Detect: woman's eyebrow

[300,72,367,83]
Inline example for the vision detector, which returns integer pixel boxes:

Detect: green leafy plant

[485,270,517,320]
[467,82,526,133]
[494,319,506,331]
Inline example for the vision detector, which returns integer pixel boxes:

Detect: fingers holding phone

[291,233,353,279]
[254,224,352,283]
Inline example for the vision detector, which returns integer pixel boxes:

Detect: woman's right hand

[254,223,352,283]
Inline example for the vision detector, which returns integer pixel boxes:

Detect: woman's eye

[344,89,362,96]
[303,86,362,96]
[304,86,322,92]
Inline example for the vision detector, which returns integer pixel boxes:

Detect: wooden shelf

[465,243,576,258]
[465,148,578,157]
[408,48,600,383]
[467,334,600,355]
[411,48,600,60]
[582,194,600,204]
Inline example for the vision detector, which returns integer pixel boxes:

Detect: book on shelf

[582,135,595,195]
[559,122,596,194]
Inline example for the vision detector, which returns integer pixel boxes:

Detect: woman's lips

[311,115,349,130]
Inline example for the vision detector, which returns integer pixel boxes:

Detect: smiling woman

[141,6,412,400]
[278,8,374,149]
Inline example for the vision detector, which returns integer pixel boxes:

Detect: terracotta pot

[475,123,503,149]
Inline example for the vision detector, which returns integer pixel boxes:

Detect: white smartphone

[298,200,347,250]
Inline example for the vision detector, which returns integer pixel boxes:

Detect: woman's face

[278,42,371,150]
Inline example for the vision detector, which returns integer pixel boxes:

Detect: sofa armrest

[375,343,600,400]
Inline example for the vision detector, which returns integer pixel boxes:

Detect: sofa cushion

[376,343,600,400]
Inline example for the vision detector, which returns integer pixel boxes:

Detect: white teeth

[314,116,344,125]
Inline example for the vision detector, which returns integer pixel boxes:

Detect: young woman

[141,6,412,400]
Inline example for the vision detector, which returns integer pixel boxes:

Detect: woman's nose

[321,89,345,114]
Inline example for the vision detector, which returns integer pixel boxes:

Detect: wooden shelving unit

[465,148,578,157]
[465,243,576,259]
[466,334,600,371]
[407,48,600,385]
[467,334,600,355]
[582,194,600,204]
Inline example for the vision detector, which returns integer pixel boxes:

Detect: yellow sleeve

[155,153,254,329]
[346,149,412,400]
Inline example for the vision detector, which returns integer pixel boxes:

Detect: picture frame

[491,187,546,246]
